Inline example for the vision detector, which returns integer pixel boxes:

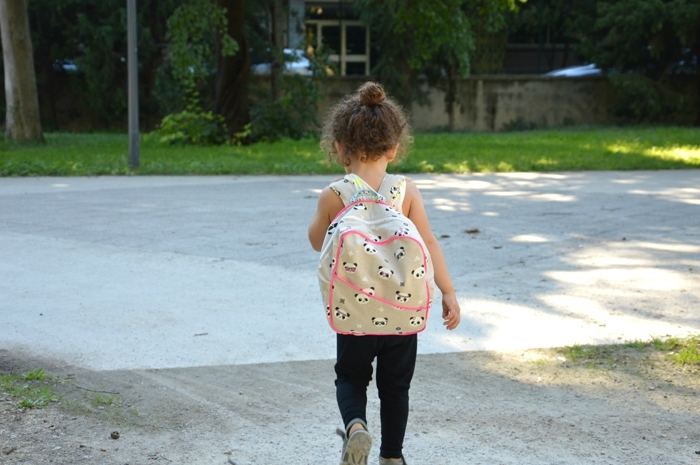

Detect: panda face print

[363,241,377,254]
[329,258,335,269]
[326,306,331,317]
[334,307,350,320]
[394,247,406,260]
[412,265,425,279]
[389,185,400,199]
[395,291,411,303]
[378,266,394,279]
[353,203,367,210]
[361,287,375,296]
[394,226,410,237]
[409,316,424,326]
[369,234,382,242]
[355,293,370,304]
[344,262,358,273]
[372,317,388,326]
[327,222,339,235]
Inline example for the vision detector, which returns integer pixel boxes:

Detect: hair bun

[359,82,386,106]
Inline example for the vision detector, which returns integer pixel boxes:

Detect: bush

[241,46,334,143]
[609,75,696,124]
[246,74,322,143]
[154,94,228,146]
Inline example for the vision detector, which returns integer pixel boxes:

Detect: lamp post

[127,0,139,168]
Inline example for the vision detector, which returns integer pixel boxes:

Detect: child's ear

[385,143,400,162]
[333,141,343,154]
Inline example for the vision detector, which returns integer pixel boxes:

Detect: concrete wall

[317,76,616,132]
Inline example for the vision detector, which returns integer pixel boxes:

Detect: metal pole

[536,0,543,74]
[127,0,140,168]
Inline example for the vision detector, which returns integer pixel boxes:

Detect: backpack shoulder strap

[330,174,407,210]
[377,174,407,211]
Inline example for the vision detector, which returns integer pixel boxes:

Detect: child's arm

[308,186,345,252]
[404,180,461,330]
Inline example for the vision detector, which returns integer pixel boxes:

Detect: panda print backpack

[317,174,435,335]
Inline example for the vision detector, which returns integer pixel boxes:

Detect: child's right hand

[441,292,461,330]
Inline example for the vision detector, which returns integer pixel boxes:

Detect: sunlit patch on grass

[644,146,700,161]
[416,160,435,172]
[443,162,472,173]
[496,161,514,172]
[606,143,637,154]
[534,157,559,167]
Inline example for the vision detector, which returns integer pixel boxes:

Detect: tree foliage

[166,0,238,88]
[576,0,700,123]
[580,0,700,79]
[28,0,181,128]
[355,0,520,113]
[508,0,698,124]
[242,0,332,142]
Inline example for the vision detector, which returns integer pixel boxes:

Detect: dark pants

[335,333,418,459]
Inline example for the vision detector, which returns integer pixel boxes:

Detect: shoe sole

[341,430,372,465]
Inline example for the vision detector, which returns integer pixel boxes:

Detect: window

[305,3,370,76]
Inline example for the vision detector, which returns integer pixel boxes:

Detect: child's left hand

[441,292,461,330]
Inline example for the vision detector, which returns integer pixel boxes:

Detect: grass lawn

[1,126,699,176]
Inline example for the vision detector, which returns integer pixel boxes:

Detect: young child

[308,82,461,465]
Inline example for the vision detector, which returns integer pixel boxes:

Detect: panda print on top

[394,223,411,237]
[389,185,400,200]
[317,174,435,335]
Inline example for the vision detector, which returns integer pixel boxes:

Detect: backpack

[317,174,435,335]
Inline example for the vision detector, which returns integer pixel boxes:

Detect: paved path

[1,172,699,371]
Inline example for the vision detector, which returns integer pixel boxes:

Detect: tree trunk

[270,0,286,102]
[0,0,43,141]
[696,12,700,127]
[215,0,250,137]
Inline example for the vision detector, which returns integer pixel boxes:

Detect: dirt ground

[2,346,699,465]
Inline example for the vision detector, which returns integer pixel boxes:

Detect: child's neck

[347,158,389,192]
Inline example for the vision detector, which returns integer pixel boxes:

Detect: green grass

[561,335,700,367]
[92,393,118,408]
[1,126,699,176]
[0,368,59,409]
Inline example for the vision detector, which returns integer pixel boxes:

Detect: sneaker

[337,420,372,465]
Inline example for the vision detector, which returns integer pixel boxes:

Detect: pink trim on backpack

[326,199,432,336]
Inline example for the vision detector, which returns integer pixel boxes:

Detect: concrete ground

[1,172,699,464]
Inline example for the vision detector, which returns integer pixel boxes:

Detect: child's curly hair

[321,82,412,167]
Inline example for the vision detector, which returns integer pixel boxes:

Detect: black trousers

[335,333,418,459]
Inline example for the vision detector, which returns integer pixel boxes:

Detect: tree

[576,0,700,124]
[215,0,250,136]
[0,0,43,141]
[29,0,184,130]
[581,0,700,79]
[355,0,520,128]
[507,0,595,71]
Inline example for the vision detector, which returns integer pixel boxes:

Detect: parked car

[544,63,602,77]
[53,59,79,72]
[251,48,311,76]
